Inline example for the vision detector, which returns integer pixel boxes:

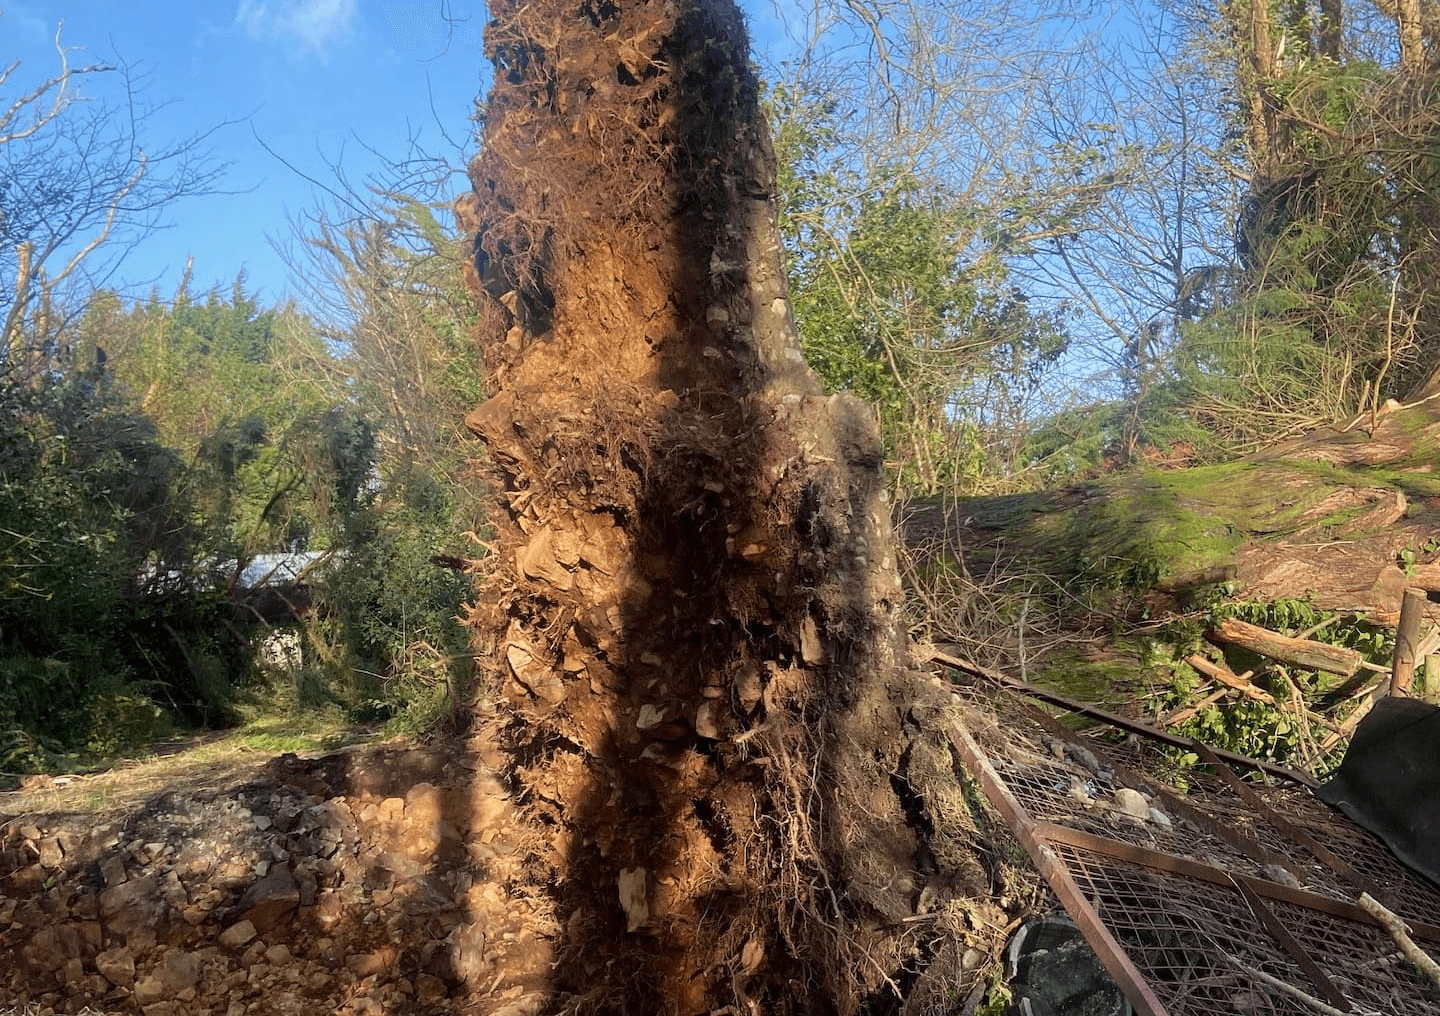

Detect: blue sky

[4,1,791,308]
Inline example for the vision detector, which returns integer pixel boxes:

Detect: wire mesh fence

[948,682,1440,1016]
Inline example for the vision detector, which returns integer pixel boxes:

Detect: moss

[1030,645,1142,709]
[1005,471,1247,595]
[962,449,1434,599]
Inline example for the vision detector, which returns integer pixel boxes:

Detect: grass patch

[0,715,378,813]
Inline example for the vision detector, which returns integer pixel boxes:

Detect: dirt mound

[2,683,1019,1015]
[0,739,558,1016]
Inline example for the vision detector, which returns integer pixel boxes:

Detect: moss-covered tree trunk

[455,3,981,1013]
[905,399,1440,627]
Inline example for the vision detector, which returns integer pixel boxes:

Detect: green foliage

[282,188,490,733]
[89,276,351,574]
[323,478,475,725]
[170,284,279,364]
[0,271,415,765]
[974,977,1013,1016]
[0,725,66,775]
[0,656,81,749]
[1011,405,1116,484]
[1270,60,1384,152]
[1213,597,1328,633]
[1211,37,1440,431]
[239,659,355,727]
[1157,647,1304,765]
[0,351,212,757]
[1154,597,1394,767]
[1399,538,1436,577]
[1179,236,1395,446]
[82,678,180,758]
[1176,695,1300,764]
[1,32,483,760]
[1018,396,1224,486]
[769,83,1068,495]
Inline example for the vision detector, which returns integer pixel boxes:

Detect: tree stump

[454,2,987,1012]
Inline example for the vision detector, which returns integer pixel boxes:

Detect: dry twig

[1220,952,1380,1016]
[1357,893,1440,992]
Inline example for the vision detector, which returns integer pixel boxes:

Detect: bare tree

[0,17,227,377]
[1017,3,1247,459]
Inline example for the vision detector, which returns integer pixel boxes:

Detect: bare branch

[0,20,112,145]
[0,24,229,359]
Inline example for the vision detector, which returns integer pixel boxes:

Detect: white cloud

[236,0,358,61]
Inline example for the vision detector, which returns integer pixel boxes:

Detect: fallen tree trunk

[904,395,1440,627]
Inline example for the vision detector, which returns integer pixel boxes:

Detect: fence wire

[949,683,1440,1016]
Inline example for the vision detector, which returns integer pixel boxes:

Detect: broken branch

[1209,616,1363,676]
[1186,654,1276,705]
[1220,952,1380,1016]
[1163,686,1228,727]
[1357,892,1440,992]
[1391,587,1427,695]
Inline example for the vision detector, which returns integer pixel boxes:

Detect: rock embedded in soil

[217,920,257,950]
[233,863,299,932]
[95,946,137,987]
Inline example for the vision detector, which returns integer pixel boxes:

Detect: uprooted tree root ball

[455,0,999,1012]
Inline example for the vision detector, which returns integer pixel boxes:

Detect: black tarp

[1315,695,1440,888]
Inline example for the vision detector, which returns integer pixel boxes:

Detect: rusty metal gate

[948,684,1440,1015]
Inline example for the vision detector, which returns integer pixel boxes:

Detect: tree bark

[1391,587,1428,693]
[1318,0,1343,60]
[455,2,982,1012]
[904,397,1440,628]
[1396,0,1426,72]
[1209,617,1362,676]
[1232,0,1284,179]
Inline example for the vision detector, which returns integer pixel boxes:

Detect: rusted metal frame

[1017,702,1309,882]
[1232,875,1353,1010]
[1036,821,1440,945]
[946,715,1172,1016]
[959,666,1320,786]
[1189,742,1391,906]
